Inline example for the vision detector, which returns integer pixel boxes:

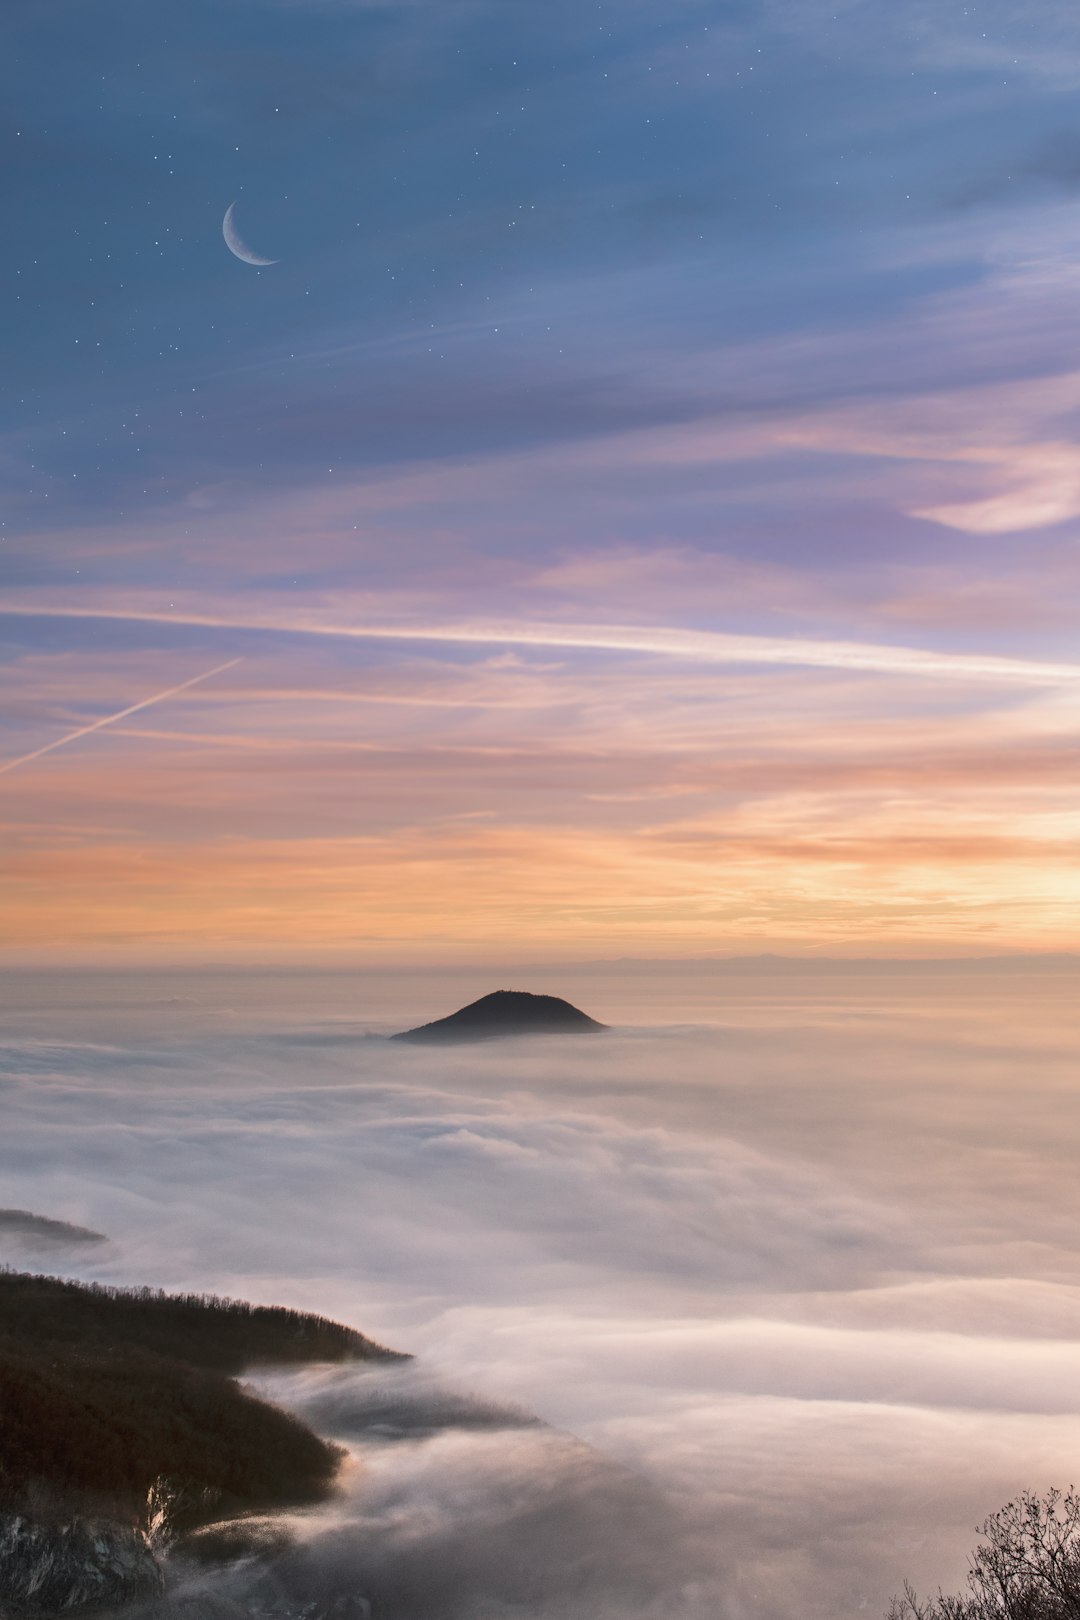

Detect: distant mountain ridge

[550,953,1080,975]
[393,989,606,1043]
[0,1209,105,1246]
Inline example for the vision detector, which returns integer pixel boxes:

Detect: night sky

[5,0,1080,960]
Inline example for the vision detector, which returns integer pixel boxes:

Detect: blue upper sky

[7,0,1080,554]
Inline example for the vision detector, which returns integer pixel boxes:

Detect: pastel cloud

[3,597,1080,959]
[11,5,1080,965]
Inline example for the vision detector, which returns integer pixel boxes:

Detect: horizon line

[0,950,1076,973]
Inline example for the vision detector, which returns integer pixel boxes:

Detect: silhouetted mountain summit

[393,989,606,1044]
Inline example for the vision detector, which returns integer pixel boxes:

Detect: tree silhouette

[890,1490,1080,1619]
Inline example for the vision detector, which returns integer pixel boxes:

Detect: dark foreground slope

[0,1271,395,1373]
[0,1272,403,1530]
[393,989,606,1044]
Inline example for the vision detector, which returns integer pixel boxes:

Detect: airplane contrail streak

[3,601,1080,687]
[0,657,244,778]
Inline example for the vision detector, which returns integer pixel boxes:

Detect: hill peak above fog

[392,989,606,1044]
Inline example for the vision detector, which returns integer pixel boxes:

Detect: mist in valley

[3,965,1079,1620]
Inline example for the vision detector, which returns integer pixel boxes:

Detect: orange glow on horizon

[4,619,1080,965]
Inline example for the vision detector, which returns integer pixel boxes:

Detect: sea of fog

[2,965,1080,1620]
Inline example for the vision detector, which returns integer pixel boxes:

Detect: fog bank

[2,967,1079,1618]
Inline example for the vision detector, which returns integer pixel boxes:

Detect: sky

[5,966,1080,1618]
[5,0,1080,961]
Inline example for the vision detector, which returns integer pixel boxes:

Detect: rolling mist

[2,965,1079,1620]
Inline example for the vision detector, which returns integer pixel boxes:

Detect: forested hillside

[0,1271,403,1528]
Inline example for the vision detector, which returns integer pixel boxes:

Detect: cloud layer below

[3,967,1080,1617]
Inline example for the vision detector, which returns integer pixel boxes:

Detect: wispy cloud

[5,599,1080,688]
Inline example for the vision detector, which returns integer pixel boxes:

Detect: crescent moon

[222,202,278,266]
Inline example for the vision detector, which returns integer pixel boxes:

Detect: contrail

[4,601,1080,687]
[0,657,243,778]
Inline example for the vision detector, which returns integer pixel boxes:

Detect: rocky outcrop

[0,1509,376,1620]
[0,1513,164,1616]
